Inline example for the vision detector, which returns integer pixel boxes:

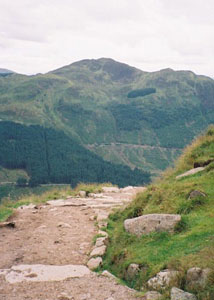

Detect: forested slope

[0,121,150,187]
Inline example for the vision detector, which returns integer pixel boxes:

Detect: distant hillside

[0,121,150,187]
[0,58,213,175]
[104,125,214,299]
[0,68,14,75]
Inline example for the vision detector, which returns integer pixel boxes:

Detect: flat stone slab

[47,199,86,207]
[176,167,205,179]
[1,264,91,283]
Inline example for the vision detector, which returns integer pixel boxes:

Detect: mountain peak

[52,58,143,82]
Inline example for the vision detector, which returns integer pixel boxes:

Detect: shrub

[127,88,156,98]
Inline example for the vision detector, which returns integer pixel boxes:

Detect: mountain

[0,121,150,187]
[0,68,14,75]
[0,58,213,176]
[104,125,214,299]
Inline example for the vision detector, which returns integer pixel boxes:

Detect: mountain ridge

[0,58,213,176]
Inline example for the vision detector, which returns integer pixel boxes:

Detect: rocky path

[0,186,146,300]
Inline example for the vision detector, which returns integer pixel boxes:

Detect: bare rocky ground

[0,186,146,300]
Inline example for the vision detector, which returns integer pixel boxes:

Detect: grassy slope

[0,59,213,175]
[103,126,214,299]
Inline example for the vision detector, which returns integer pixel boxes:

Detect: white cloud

[0,0,213,77]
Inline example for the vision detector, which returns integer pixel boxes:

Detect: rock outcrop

[124,214,181,237]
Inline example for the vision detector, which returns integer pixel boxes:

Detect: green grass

[103,126,214,299]
[0,186,72,222]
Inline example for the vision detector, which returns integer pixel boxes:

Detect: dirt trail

[0,186,146,300]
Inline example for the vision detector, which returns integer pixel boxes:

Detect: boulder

[124,214,181,237]
[186,267,211,289]
[125,264,140,281]
[176,167,205,180]
[171,287,196,300]
[90,245,107,257]
[188,190,206,199]
[87,257,102,270]
[147,269,179,290]
[142,291,162,300]
[79,191,87,198]
[102,187,120,193]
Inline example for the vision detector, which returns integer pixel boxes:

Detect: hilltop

[0,58,213,177]
[103,126,214,299]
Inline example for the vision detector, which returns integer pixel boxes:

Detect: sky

[0,0,213,77]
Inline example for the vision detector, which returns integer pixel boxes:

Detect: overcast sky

[0,0,213,77]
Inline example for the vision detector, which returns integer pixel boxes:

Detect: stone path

[0,186,146,300]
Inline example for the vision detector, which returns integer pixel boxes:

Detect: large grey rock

[124,214,181,237]
[142,291,162,300]
[171,287,197,300]
[176,167,205,179]
[125,264,140,281]
[147,269,179,290]
[87,257,102,270]
[186,267,211,289]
